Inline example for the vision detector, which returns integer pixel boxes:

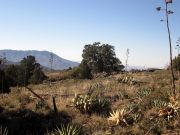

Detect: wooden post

[52,96,58,113]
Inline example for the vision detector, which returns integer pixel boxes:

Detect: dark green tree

[82,42,124,74]
[29,63,47,84]
[0,69,10,93]
[172,54,180,71]
[0,57,10,93]
[17,56,47,86]
[5,65,18,86]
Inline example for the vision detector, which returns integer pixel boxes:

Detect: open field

[0,70,180,135]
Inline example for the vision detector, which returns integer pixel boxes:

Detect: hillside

[0,50,79,70]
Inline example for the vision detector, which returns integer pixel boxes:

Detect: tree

[29,63,47,84]
[17,56,47,86]
[0,56,10,93]
[81,42,124,74]
[0,69,10,93]
[172,55,180,71]
[5,65,18,86]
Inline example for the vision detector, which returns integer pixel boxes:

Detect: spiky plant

[73,94,110,115]
[153,99,167,108]
[107,109,128,126]
[157,94,180,121]
[0,126,8,135]
[73,94,93,113]
[91,97,111,115]
[117,76,139,85]
[137,88,152,100]
[48,124,83,135]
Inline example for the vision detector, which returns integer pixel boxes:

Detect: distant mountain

[0,50,79,70]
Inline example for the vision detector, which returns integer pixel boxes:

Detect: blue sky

[0,0,180,68]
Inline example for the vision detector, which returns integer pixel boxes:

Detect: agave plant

[0,126,8,135]
[157,94,180,121]
[107,109,128,126]
[73,94,93,113]
[137,88,152,100]
[48,124,83,135]
[73,94,110,115]
[117,76,139,85]
[153,99,167,108]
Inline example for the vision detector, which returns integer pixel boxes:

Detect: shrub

[0,126,8,135]
[0,69,10,93]
[137,88,152,100]
[48,124,84,135]
[73,94,111,115]
[117,76,139,85]
[71,62,92,79]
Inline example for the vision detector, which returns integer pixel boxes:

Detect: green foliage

[71,61,92,79]
[49,124,83,135]
[152,99,167,108]
[0,126,8,135]
[172,54,180,71]
[4,65,18,86]
[5,56,47,86]
[73,93,111,115]
[0,69,10,93]
[81,42,124,74]
[117,76,139,85]
[137,88,152,100]
[29,63,47,84]
[35,100,46,110]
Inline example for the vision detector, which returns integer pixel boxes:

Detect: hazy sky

[0,0,180,68]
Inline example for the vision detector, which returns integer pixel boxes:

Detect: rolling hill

[0,50,79,70]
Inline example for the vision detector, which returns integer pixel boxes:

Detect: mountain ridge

[0,49,79,70]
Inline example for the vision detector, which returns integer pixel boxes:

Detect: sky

[0,0,180,68]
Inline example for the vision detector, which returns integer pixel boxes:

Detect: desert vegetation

[0,41,180,135]
[0,0,180,135]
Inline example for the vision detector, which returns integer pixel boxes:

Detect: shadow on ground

[0,106,71,135]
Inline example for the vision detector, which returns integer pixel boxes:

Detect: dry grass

[0,70,180,134]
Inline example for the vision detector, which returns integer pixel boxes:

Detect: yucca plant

[73,94,110,115]
[35,100,46,110]
[91,97,111,115]
[73,94,93,113]
[117,76,138,85]
[157,94,180,121]
[107,109,128,126]
[137,88,152,100]
[0,126,8,135]
[48,124,83,135]
[152,99,167,108]
[132,113,141,123]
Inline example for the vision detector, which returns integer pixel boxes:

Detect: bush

[29,64,47,84]
[73,93,111,115]
[71,63,92,79]
[0,69,10,93]
[48,124,84,135]
[4,56,47,87]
